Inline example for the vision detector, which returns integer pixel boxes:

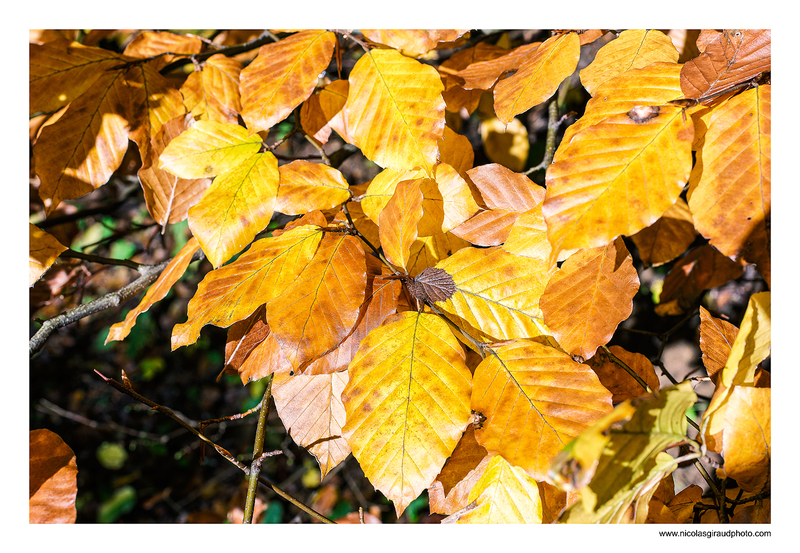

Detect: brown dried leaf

[587,345,660,404]
[30,429,77,524]
[630,198,696,267]
[698,306,739,385]
[408,267,457,304]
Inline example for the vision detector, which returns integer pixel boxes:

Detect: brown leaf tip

[627,105,660,124]
[408,267,456,303]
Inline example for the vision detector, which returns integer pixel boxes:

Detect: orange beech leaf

[123,61,187,163]
[159,120,262,179]
[181,54,243,124]
[472,340,613,480]
[544,104,694,263]
[501,205,553,261]
[467,163,545,212]
[587,345,661,404]
[273,371,351,478]
[322,80,355,144]
[29,224,67,286]
[301,79,350,145]
[361,167,427,224]
[438,127,475,174]
[630,198,696,267]
[240,30,336,133]
[720,387,770,493]
[29,39,122,115]
[275,160,351,215]
[558,62,684,153]
[580,30,679,96]
[138,115,211,228]
[123,31,202,70]
[494,33,580,124]
[106,238,201,343]
[451,208,518,247]
[680,30,770,100]
[434,247,551,341]
[33,70,129,214]
[457,455,543,524]
[237,329,293,384]
[698,306,739,385]
[433,163,480,232]
[455,42,540,91]
[266,234,366,370]
[303,269,401,375]
[342,311,472,517]
[379,178,424,271]
[439,43,509,114]
[655,245,743,316]
[361,30,467,57]
[479,116,530,172]
[345,48,445,173]
[428,426,490,515]
[30,429,78,524]
[540,238,639,360]
[188,151,279,268]
[171,225,322,349]
[224,305,271,374]
[687,86,770,286]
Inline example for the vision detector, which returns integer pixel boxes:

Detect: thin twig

[94,370,335,524]
[243,374,274,524]
[525,101,559,175]
[158,30,278,74]
[59,249,151,272]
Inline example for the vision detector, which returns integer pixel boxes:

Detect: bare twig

[59,249,151,272]
[243,374,274,524]
[158,30,278,75]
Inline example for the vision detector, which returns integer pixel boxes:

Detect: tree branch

[158,30,278,75]
[243,374,274,524]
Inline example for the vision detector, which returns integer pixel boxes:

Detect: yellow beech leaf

[698,306,739,385]
[273,371,351,479]
[240,30,336,133]
[455,42,540,91]
[501,205,552,261]
[361,30,467,57]
[29,39,122,114]
[587,345,660,404]
[171,225,323,349]
[29,224,67,287]
[544,104,694,263]
[473,340,613,480]
[540,238,639,360]
[480,116,529,172]
[579,30,679,96]
[687,86,770,286]
[433,163,480,232]
[122,31,202,70]
[720,387,770,492]
[159,120,262,179]
[180,54,243,124]
[558,62,684,154]
[266,234,366,371]
[300,79,349,145]
[34,70,130,214]
[138,115,211,228]
[342,311,472,517]
[630,198,696,267]
[494,33,580,125]
[407,232,468,277]
[438,126,475,174]
[106,238,201,343]
[188,151,279,268]
[434,247,552,341]
[345,48,445,172]
[224,306,271,375]
[458,455,543,524]
[360,167,427,224]
[276,160,351,215]
[379,178,424,271]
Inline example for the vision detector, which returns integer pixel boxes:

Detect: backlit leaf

[467,163,545,212]
[240,30,336,133]
[122,31,202,70]
[159,120,262,179]
[540,238,639,360]
[379,178,424,271]
[479,116,529,172]
[188,151,279,268]
[342,311,472,516]
[224,306,271,375]
[181,54,243,124]
[434,247,551,341]
[300,79,349,144]
[455,41,540,91]
[580,30,679,96]
[451,208,518,247]
[106,238,201,343]
[273,371,351,478]
[630,198,696,267]
[473,340,613,479]
[360,167,427,224]
[501,206,552,261]
[458,455,543,524]
[428,427,490,515]
[34,70,129,214]
[698,306,739,384]
[361,30,467,57]
[544,104,693,263]
[30,429,77,524]
[29,224,67,287]
[438,127,475,174]
[434,163,480,233]
[171,225,322,349]
[720,387,770,492]
[587,345,660,404]
[276,160,351,215]
[345,48,445,172]
[494,33,580,124]
[687,86,770,285]
[237,329,293,384]
[266,234,366,370]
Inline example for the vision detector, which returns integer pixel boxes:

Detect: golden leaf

[345,48,445,172]
[122,31,202,70]
[361,30,467,57]
[240,30,336,133]
[720,387,770,492]
[188,152,279,268]
[360,167,427,224]
[342,311,472,516]
[433,163,480,232]
[540,238,639,360]
[698,306,739,385]
[438,127,475,174]
[455,42,539,91]
[379,178,424,271]
[181,54,243,124]
[630,198,696,267]
[587,345,660,404]
[428,427,490,515]
[276,160,351,215]
[29,224,67,287]
[458,455,543,524]
[479,116,529,172]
